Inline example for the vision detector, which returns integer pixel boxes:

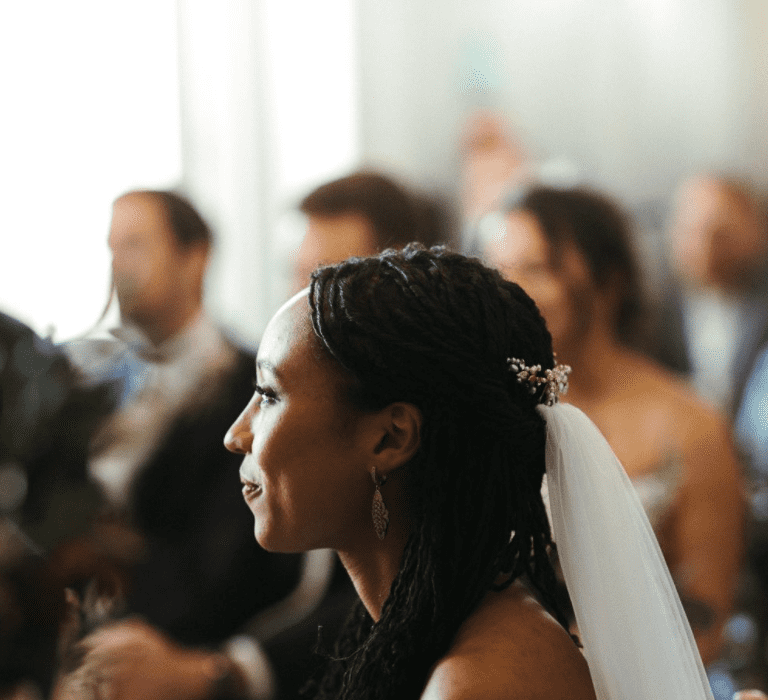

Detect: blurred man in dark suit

[63,190,306,700]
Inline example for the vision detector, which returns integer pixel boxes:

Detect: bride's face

[224,292,380,553]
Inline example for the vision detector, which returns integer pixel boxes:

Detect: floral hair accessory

[507,357,572,406]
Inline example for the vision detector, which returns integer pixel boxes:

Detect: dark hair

[299,172,450,251]
[120,190,213,249]
[305,244,570,700]
[505,186,643,344]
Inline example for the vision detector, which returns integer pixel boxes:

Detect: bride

[225,244,712,699]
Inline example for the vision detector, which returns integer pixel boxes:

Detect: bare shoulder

[420,583,596,700]
[623,351,730,438]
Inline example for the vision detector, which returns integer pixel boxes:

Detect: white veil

[539,402,714,700]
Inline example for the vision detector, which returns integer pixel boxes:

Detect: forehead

[304,213,377,264]
[258,291,341,393]
[676,179,740,224]
[109,194,174,247]
[486,210,550,265]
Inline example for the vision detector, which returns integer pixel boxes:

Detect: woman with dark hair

[484,186,744,669]
[226,244,713,699]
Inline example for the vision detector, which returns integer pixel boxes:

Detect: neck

[337,479,412,622]
[129,302,202,346]
[557,319,625,405]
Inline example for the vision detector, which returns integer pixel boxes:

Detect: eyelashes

[253,380,278,405]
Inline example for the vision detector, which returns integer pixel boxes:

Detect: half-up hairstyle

[305,244,571,700]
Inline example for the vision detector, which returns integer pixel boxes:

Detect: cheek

[250,409,295,484]
[520,275,570,334]
[250,408,369,547]
[533,277,567,315]
[113,252,147,283]
[119,262,169,306]
[672,233,710,276]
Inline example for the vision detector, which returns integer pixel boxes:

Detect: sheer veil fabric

[539,403,714,700]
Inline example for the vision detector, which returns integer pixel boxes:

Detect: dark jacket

[125,347,303,646]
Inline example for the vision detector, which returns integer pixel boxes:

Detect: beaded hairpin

[507,357,572,406]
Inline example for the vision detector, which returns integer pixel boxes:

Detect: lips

[240,473,263,501]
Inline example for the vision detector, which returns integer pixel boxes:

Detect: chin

[253,521,331,554]
[252,523,303,554]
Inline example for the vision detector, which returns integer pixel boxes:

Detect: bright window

[0,1,182,340]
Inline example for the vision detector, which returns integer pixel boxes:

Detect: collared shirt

[67,313,238,505]
[681,290,742,410]
[735,342,768,484]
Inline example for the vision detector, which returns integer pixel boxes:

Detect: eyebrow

[256,359,280,380]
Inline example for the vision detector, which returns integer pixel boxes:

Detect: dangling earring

[371,467,389,540]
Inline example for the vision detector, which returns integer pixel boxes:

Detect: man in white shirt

[666,174,768,410]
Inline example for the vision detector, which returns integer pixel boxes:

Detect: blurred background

[2,3,768,697]
[1,0,767,344]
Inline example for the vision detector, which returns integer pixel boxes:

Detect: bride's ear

[371,402,422,474]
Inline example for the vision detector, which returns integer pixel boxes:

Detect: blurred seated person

[669,175,768,693]
[728,227,768,694]
[62,190,307,699]
[483,185,744,666]
[292,171,452,291]
[0,310,115,700]
[459,110,582,253]
[661,174,768,411]
[460,110,529,225]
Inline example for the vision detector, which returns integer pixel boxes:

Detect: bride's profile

[225,244,713,699]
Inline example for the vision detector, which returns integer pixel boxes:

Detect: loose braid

[304,244,571,700]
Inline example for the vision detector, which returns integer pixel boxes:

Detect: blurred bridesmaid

[484,185,744,666]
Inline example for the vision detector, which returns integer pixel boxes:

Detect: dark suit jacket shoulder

[127,344,303,646]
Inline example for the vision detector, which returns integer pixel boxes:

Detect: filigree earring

[371,467,389,540]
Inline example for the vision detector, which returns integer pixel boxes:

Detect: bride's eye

[253,381,278,406]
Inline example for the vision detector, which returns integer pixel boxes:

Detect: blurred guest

[484,185,744,667]
[727,234,768,693]
[62,190,308,699]
[460,110,529,225]
[293,171,452,290]
[663,175,768,411]
[459,110,581,254]
[0,310,114,700]
[668,176,768,695]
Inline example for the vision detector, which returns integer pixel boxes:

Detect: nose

[224,394,259,454]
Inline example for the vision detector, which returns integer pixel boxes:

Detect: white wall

[0,1,181,340]
[0,0,359,344]
[4,1,767,342]
[177,0,360,346]
[356,0,767,206]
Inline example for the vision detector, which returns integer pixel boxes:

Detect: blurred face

[224,291,379,552]
[484,210,594,350]
[670,178,767,290]
[293,213,377,291]
[108,194,201,328]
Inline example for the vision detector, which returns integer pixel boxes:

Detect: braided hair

[304,244,571,699]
